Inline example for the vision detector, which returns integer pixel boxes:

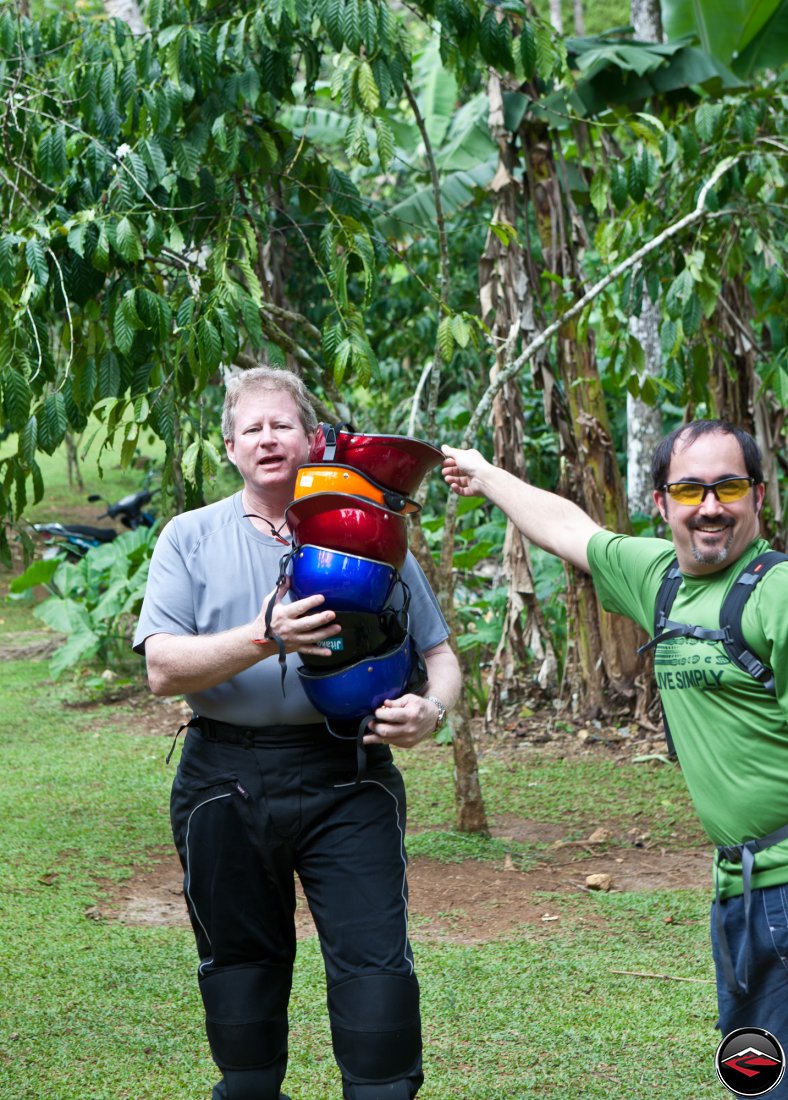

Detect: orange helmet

[294,464,420,516]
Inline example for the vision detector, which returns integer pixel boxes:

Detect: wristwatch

[427,695,447,732]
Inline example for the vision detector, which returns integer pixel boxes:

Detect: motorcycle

[33,488,157,560]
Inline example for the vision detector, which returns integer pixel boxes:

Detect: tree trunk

[522,125,645,716]
[405,83,489,835]
[103,0,146,33]
[549,0,564,34]
[573,0,585,36]
[410,523,489,834]
[631,0,663,40]
[64,432,84,491]
[626,0,664,518]
[627,302,662,517]
[480,75,557,730]
[710,276,786,548]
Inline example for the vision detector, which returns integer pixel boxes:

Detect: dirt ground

[91,694,712,945]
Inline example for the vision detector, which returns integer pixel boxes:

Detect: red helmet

[309,424,443,496]
[285,492,408,569]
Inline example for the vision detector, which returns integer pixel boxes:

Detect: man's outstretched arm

[441,445,602,573]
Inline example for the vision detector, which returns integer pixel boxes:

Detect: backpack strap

[638,559,683,759]
[718,550,788,694]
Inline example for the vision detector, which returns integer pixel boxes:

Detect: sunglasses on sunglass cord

[661,476,755,506]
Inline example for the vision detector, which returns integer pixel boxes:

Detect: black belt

[192,714,326,744]
[165,714,326,761]
[714,822,788,994]
[167,714,376,783]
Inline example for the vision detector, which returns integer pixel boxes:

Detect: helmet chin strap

[259,547,297,695]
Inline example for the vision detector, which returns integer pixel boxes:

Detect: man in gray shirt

[134,367,460,1100]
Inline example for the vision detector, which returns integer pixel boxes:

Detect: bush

[10,525,157,677]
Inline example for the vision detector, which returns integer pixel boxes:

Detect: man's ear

[225,438,236,465]
[653,488,668,522]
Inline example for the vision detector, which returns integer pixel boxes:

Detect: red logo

[722,1049,782,1078]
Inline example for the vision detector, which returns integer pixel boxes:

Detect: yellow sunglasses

[662,476,754,506]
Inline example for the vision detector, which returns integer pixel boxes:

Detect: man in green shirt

[442,420,788,1084]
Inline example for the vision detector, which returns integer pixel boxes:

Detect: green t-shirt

[588,531,788,899]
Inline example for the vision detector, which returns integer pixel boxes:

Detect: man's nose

[699,487,723,513]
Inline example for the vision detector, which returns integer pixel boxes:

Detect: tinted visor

[663,476,754,505]
[299,608,407,670]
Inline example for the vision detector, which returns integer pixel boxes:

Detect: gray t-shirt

[133,491,450,726]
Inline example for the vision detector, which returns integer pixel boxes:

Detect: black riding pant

[170,722,423,1100]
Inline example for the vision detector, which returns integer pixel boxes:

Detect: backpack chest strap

[637,620,727,654]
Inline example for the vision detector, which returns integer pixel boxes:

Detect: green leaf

[25,239,48,286]
[92,224,111,272]
[114,302,135,356]
[356,60,380,112]
[0,235,17,287]
[589,169,607,217]
[201,438,222,480]
[437,316,455,360]
[113,217,144,263]
[2,369,32,431]
[343,0,361,52]
[322,0,345,51]
[374,115,394,171]
[695,102,724,143]
[735,101,757,144]
[346,114,371,165]
[627,152,646,203]
[609,162,628,211]
[535,22,555,79]
[10,557,60,595]
[660,320,680,358]
[451,313,470,349]
[198,317,222,371]
[37,392,68,455]
[98,353,121,398]
[181,439,201,486]
[520,20,537,79]
[682,292,702,336]
[20,414,38,466]
[333,338,353,384]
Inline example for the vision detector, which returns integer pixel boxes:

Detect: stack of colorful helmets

[284,424,443,725]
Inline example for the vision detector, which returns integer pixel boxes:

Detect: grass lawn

[0,649,722,1099]
[0,448,724,1099]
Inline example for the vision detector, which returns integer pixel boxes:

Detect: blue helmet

[298,632,427,722]
[290,544,399,614]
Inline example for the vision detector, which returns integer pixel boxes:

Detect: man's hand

[363,693,441,749]
[253,581,340,657]
[441,444,492,497]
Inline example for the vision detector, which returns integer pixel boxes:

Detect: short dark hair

[651,420,764,489]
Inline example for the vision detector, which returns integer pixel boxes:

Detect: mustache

[688,516,735,530]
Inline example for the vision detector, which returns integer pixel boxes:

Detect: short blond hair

[222,367,318,440]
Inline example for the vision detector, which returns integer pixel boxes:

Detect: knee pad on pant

[211,1068,289,1100]
[328,972,422,1084]
[199,962,291,1073]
